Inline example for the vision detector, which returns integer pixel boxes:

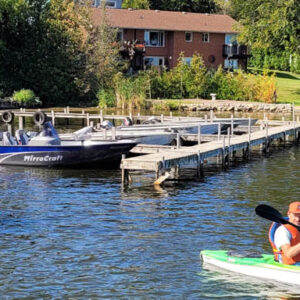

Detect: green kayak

[201,250,300,286]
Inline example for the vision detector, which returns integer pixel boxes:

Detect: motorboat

[115,118,230,135]
[0,122,136,167]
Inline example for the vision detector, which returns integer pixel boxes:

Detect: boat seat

[15,129,29,145]
[72,126,93,140]
[2,132,17,146]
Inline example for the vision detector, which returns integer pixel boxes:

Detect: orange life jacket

[269,222,300,265]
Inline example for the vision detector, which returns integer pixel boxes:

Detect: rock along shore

[151,99,297,113]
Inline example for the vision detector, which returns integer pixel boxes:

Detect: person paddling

[269,202,300,265]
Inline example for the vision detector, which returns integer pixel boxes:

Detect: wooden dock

[121,121,300,186]
[0,107,200,128]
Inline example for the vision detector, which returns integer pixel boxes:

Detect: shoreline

[150,99,298,113]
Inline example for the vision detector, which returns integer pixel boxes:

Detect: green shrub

[12,89,41,105]
[290,54,300,74]
[113,72,148,110]
[165,100,180,110]
[96,89,116,108]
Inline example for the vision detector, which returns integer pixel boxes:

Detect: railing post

[177,133,181,149]
[231,114,234,136]
[198,125,201,145]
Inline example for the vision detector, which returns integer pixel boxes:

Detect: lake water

[0,139,299,299]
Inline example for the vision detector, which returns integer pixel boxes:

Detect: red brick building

[91,8,250,71]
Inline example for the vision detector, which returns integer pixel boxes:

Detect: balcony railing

[223,44,251,58]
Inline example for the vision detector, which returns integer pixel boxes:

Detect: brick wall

[123,28,227,69]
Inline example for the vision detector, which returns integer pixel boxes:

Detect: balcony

[119,40,146,59]
[223,44,251,59]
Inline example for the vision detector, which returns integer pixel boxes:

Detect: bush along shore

[151,99,295,113]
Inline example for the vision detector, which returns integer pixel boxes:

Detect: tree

[149,0,218,13]
[122,0,150,9]
[231,0,300,55]
[84,3,126,94]
[0,0,92,106]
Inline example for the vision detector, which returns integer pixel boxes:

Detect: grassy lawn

[274,70,300,105]
[249,68,300,105]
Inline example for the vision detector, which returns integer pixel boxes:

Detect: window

[116,29,123,41]
[225,34,237,45]
[202,33,210,43]
[224,59,238,70]
[94,1,117,8]
[144,31,165,47]
[185,32,192,42]
[144,57,165,69]
[105,1,117,7]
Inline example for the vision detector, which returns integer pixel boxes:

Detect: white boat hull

[201,253,300,286]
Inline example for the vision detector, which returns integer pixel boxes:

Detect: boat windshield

[39,121,59,138]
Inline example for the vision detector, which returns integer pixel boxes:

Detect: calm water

[0,145,300,298]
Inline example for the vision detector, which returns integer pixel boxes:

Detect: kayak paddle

[255,204,300,232]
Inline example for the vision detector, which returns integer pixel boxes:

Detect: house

[91,8,251,71]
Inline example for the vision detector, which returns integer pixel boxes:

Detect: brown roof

[91,8,239,34]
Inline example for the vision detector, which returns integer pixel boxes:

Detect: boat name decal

[24,155,63,162]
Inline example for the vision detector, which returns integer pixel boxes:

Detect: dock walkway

[121,122,300,185]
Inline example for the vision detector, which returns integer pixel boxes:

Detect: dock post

[222,135,226,168]
[217,123,221,141]
[227,127,231,160]
[155,167,160,180]
[121,155,125,186]
[177,133,181,149]
[86,113,90,127]
[81,109,85,127]
[293,103,296,143]
[170,112,173,118]
[204,114,208,123]
[231,114,234,135]
[18,116,24,130]
[248,118,251,159]
[210,110,213,122]
[263,119,269,154]
[112,127,116,140]
[112,113,115,127]
[51,110,55,126]
[161,114,164,123]
[7,124,12,136]
[100,109,103,124]
[198,125,201,145]
[103,128,107,139]
[197,150,204,178]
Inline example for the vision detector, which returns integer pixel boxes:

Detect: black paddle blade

[255,204,287,224]
[255,204,300,232]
